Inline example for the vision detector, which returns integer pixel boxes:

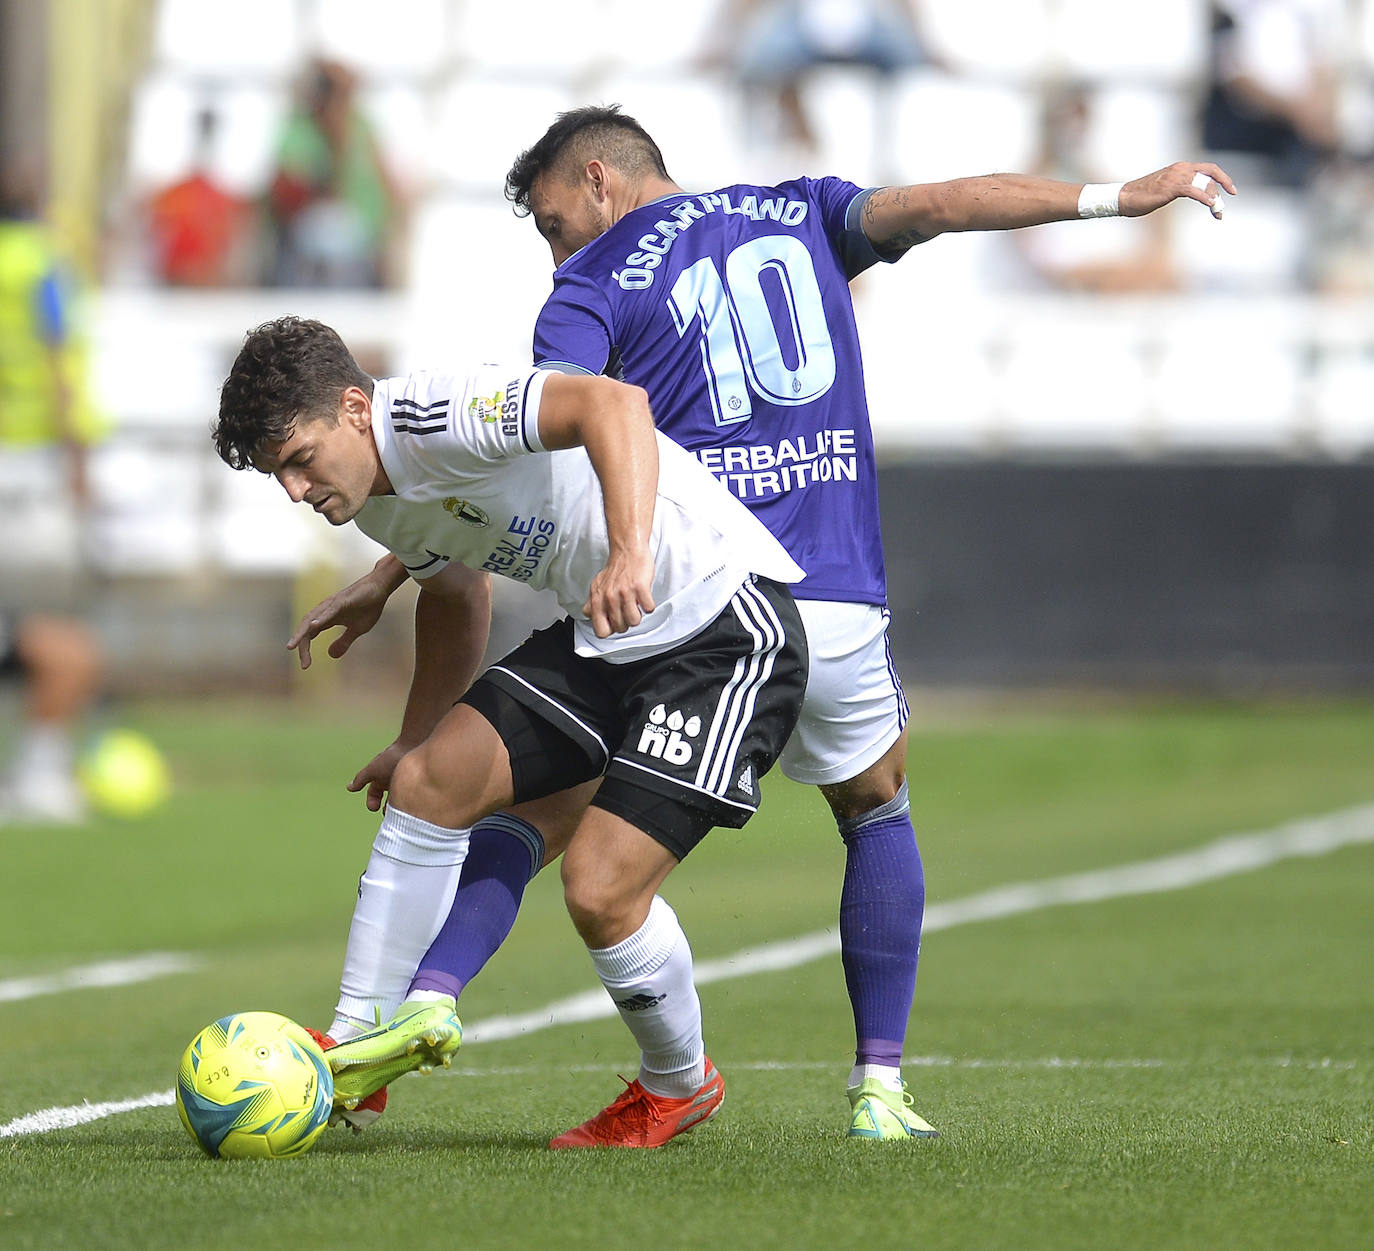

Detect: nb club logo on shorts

[637,704,701,767]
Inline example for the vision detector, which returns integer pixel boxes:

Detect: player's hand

[1120,162,1236,219]
[347,742,407,811]
[583,548,656,638]
[288,573,392,670]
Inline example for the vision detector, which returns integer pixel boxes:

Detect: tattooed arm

[860,163,1236,255]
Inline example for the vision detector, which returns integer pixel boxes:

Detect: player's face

[529,173,611,267]
[258,404,379,526]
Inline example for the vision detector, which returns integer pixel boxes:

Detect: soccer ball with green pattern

[176,1011,333,1159]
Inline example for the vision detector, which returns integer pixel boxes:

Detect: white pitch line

[0,1090,176,1138]
[466,801,1374,1043]
[0,953,202,1004]
[5,802,1373,1138]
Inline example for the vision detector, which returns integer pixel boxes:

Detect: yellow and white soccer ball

[176,1011,334,1159]
[79,728,171,819]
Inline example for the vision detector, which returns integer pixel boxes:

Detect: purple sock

[837,781,923,1068]
[409,813,545,1000]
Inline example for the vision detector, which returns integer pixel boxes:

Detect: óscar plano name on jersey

[613,193,809,290]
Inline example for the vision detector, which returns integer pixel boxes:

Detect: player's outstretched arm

[288,553,410,670]
[860,162,1236,251]
[536,373,658,638]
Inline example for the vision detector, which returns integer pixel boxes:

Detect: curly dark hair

[214,316,372,470]
[505,104,670,216]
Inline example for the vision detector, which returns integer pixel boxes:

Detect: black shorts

[460,576,807,860]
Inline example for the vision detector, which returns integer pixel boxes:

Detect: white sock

[332,806,470,1033]
[588,895,704,1099]
[12,723,75,781]
[404,988,454,1004]
[326,1012,373,1044]
[848,1063,903,1092]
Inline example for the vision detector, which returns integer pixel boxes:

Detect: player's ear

[340,385,372,429]
[586,159,609,201]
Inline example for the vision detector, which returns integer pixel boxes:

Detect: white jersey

[355,366,804,663]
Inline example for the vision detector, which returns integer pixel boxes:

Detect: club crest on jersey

[636,704,701,766]
[442,497,489,527]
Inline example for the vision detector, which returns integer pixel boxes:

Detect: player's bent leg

[560,804,680,948]
[554,808,719,1147]
[322,702,518,1126]
[330,807,470,1038]
[387,703,517,829]
[816,724,908,822]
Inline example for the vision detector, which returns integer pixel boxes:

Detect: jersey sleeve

[449,364,553,462]
[805,175,916,279]
[533,271,614,376]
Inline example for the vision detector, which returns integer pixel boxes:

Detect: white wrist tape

[1078,182,1124,219]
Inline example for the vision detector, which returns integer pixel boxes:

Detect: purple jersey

[533,176,898,606]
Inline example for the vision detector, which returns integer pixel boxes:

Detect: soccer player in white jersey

[213,316,808,1148]
[294,112,1235,1142]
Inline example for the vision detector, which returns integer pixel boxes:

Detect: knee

[561,855,640,949]
[390,746,473,828]
[18,615,103,688]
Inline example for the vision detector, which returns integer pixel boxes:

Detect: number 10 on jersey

[668,235,837,427]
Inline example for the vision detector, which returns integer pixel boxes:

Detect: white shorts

[0,447,84,608]
[778,599,908,787]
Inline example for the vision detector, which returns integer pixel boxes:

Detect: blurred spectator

[1308,155,1374,293]
[265,58,405,288]
[0,161,106,823]
[706,0,930,160]
[1200,0,1341,189]
[1010,83,1180,294]
[145,107,253,287]
[0,614,103,823]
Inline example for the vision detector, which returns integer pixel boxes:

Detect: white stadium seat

[125,75,202,192]
[1081,85,1192,177]
[893,72,1039,184]
[154,0,304,75]
[1149,302,1305,451]
[917,0,1054,82]
[1312,347,1374,457]
[310,0,449,77]
[1172,186,1309,293]
[449,0,608,76]
[1053,0,1207,84]
[594,73,753,189]
[432,77,571,191]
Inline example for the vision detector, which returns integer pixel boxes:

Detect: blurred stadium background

[2,0,1373,698]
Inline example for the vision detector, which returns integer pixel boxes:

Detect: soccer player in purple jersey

[293,108,1234,1144]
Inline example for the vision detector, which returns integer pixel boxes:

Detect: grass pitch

[1,698,1371,1250]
